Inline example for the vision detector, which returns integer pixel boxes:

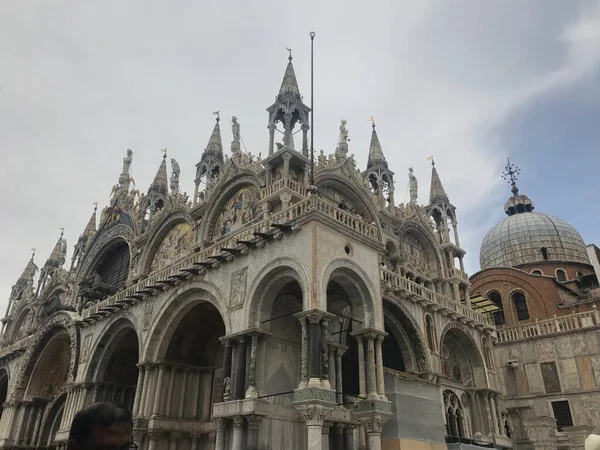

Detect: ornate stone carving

[297,405,331,426]
[408,167,418,204]
[232,416,245,428]
[143,301,153,330]
[246,414,263,430]
[80,333,93,363]
[170,158,180,195]
[360,415,388,434]
[230,267,248,309]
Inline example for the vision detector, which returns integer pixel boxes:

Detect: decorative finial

[161,148,167,160]
[286,47,292,61]
[502,158,521,196]
[213,111,220,123]
[59,227,65,238]
[30,248,36,259]
[427,155,435,167]
[368,116,375,130]
[92,202,98,211]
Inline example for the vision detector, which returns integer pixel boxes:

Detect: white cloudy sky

[1,1,600,314]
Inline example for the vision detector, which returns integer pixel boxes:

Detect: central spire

[429,157,449,205]
[278,49,301,98]
[366,119,388,169]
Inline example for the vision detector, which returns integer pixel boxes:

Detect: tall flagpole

[310,31,315,186]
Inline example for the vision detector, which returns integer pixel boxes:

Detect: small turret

[70,204,98,271]
[362,119,395,210]
[37,229,67,295]
[194,114,224,204]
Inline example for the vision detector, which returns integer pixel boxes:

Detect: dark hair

[69,402,132,445]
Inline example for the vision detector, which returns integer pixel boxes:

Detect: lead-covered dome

[480,211,589,270]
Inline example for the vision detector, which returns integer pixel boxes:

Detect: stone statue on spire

[339,119,348,145]
[122,149,133,176]
[170,158,180,194]
[231,116,241,153]
[409,167,418,204]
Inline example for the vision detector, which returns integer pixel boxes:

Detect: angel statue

[339,119,349,145]
[170,158,180,194]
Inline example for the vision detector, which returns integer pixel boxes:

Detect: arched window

[94,242,130,291]
[531,269,542,275]
[556,269,566,282]
[512,291,529,321]
[488,291,505,325]
[541,247,549,260]
[425,315,435,352]
[444,391,467,439]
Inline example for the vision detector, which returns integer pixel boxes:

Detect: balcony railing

[399,250,429,272]
[496,308,600,343]
[261,177,307,199]
[447,268,469,282]
[313,198,379,240]
[381,269,493,326]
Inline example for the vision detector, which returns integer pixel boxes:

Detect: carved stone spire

[148,151,169,197]
[279,50,301,99]
[204,114,224,159]
[366,119,388,169]
[19,250,38,283]
[428,158,449,205]
[194,114,225,204]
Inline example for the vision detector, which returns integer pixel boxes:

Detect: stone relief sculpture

[409,167,418,204]
[77,272,117,310]
[170,158,180,195]
[223,376,232,401]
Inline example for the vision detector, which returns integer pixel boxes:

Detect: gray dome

[480,211,590,270]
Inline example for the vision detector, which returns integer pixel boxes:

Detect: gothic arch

[140,211,195,275]
[321,258,379,329]
[382,298,430,372]
[143,281,228,362]
[85,315,141,381]
[76,224,134,283]
[395,221,444,277]
[11,312,79,401]
[10,306,35,340]
[246,257,310,329]
[200,174,262,243]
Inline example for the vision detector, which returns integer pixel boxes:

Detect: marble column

[345,425,357,450]
[162,366,173,417]
[363,417,386,450]
[235,337,247,399]
[283,153,292,178]
[334,423,345,450]
[151,364,166,418]
[214,418,225,450]
[165,367,176,418]
[365,335,377,398]
[147,430,161,450]
[168,432,180,450]
[246,333,259,398]
[143,364,157,417]
[482,391,493,435]
[374,335,385,398]
[321,318,331,389]
[13,402,27,445]
[355,335,366,398]
[328,346,336,391]
[307,314,322,387]
[201,369,213,421]
[190,433,202,450]
[452,281,461,302]
[489,392,499,435]
[302,123,309,157]
[221,339,232,398]
[298,315,309,388]
[232,416,245,450]
[322,421,331,450]
[23,404,34,446]
[494,394,504,436]
[335,348,344,404]
[191,368,200,419]
[468,391,481,435]
[246,415,262,450]
[30,403,44,447]
[178,369,189,419]
[268,124,275,155]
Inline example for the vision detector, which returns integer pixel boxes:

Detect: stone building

[470,163,600,450]
[0,52,514,450]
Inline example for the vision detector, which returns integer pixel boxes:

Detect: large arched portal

[262,280,303,406]
[141,300,225,427]
[88,319,140,411]
[23,330,73,449]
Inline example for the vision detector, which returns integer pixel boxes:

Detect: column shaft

[356,336,366,398]
[307,425,323,450]
[178,369,189,419]
[191,369,200,419]
[367,433,382,450]
[335,351,343,404]
[374,336,385,396]
[308,320,321,382]
[299,317,309,388]
[152,365,166,417]
[234,338,247,399]
[366,336,377,398]
[215,420,225,450]
[247,334,259,398]
[222,340,232,398]
[165,368,176,417]
[321,319,330,388]
[232,417,244,450]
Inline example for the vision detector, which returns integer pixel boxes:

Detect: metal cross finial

[427,155,435,166]
[368,116,375,129]
[31,248,36,259]
[93,202,98,211]
[213,111,220,122]
[286,47,292,61]
[59,227,65,238]
[161,148,167,159]
[502,158,521,195]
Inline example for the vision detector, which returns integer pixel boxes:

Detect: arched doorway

[89,319,139,411]
[24,330,73,449]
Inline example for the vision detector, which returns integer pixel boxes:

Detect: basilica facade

[0,52,596,450]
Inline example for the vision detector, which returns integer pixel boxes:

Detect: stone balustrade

[496,307,600,343]
[381,269,494,327]
[261,177,307,199]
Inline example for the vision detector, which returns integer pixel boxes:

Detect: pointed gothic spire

[203,113,224,159]
[429,158,449,205]
[19,249,38,282]
[279,49,301,98]
[47,229,67,266]
[82,204,98,239]
[366,119,388,169]
[147,150,169,197]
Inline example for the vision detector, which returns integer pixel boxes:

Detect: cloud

[1,0,599,312]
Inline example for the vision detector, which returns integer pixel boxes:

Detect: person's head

[67,402,134,450]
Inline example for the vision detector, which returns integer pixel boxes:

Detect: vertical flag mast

[310,31,315,186]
